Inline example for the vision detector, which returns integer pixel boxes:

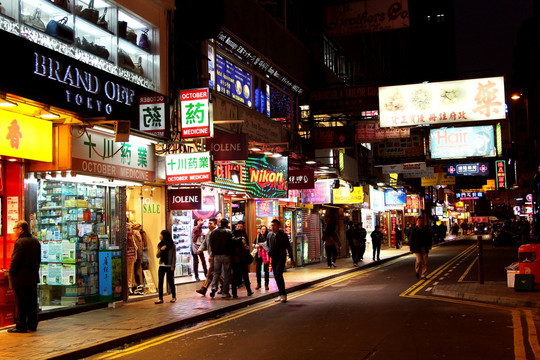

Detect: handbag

[138,29,150,52]
[80,0,98,24]
[126,29,137,44]
[118,49,135,70]
[97,7,108,30]
[77,37,109,60]
[22,8,46,32]
[134,56,144,76]
[46,17,74,44]
[118,20,127,38]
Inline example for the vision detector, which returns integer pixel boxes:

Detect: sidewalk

[0,243,537,360]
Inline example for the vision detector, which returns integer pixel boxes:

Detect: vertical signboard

[495,160,506,190]
[139,94,166,137]
[180,88,211,138]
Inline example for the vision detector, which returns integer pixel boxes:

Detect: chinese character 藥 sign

[139,95,166,137]
[0,109,52,162]
[496,160,506,190]
[165,152,212,184]
[180,88,211,138]
[71,129,155,182]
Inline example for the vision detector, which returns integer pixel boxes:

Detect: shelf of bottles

[1,0,157,83]
[171,210,192,277]
[36,180,107,307]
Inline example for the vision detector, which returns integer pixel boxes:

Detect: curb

[432,286,540,308]
[48,253,410,360]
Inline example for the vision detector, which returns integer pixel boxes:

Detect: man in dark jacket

[268,219,294,303]
[345,221,359,266]
[409,217,433,280]
[9,220,41,333]
[208,218,233,298]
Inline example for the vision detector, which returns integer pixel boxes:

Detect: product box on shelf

[0,284,15,304]
[0,304,15,327]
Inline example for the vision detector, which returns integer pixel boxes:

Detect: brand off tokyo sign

[180,88,211,138]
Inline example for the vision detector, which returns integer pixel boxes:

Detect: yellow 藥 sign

[333,186,364,204]
[0,110,52,162]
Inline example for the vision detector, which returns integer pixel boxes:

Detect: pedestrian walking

[254,225,270,290]
[371,225,383,261]
[357,222,367,261]
[268,219,295,303]
[323,223,341,268]
[231,226,253,298]
[155,229,176,304]
[196,218,223,296]
[395,225,403,249]
[409,217,433,280]
[346,220,359,266]
[209,218,234,298]
[191,218,208,281]
[8,220,41,333]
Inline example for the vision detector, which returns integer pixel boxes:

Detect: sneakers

[274,295,287,303]
[274,296,282,302]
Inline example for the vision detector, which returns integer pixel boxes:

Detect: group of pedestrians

[345,221,367,266]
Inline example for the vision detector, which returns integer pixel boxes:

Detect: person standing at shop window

[268,219,295,303]
[191,218,208,281]
[371,225,383,261]
[254,225,270,290]
[323,223,341,268]
[155,230,176,304]
[8,220,41,333]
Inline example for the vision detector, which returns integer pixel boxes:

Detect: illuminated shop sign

[209,162,246,193]
[429,126,496,159]
[71,129,155,182]
[446,162,489,176]
[496,160,506,189]
[0,109,52,162]
[165,152,212,184]
[207,133,248,161]
[180,88,211,138]
[421,173,456,186]
[456,192,484,200]
[301,180,332,204]
[288,169,314,190]
[370,186,385,212]
[384,188,406,206]
[245,154,288,199]
[333,186,364,204]
[215,53,252,107]
[168,188,202,210]
[405,194,420,216]
[256,199,279,217]
[379,77,505,128]
[139,94,166,137]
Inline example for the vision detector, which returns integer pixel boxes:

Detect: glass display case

[36,180,106,308]
[118,9,154,79]
[21,0,74,43]
[171,210,192,277]
[0,0,20,20]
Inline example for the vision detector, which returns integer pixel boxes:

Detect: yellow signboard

[333,186,364,204]
[0,110,52,162]
[421,173,456,186]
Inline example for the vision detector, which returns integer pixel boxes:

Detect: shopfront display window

[27,179,122,309]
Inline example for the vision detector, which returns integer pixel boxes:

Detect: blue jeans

[272,258,287,296]
[212,255,231,294]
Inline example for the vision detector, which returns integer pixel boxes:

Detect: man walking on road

[268,219,294,303]
[209,218,233,298]
[409,217,433,280]
[9,220,41,333]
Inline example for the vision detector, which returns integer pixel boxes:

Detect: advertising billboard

[430,126,495,159]
[180,88,211,138]
[165,152,212,184]
[245,154,288,198]
[446,162,489,177]
[333,186,364,204]
[379,77,505,128]
[384,188,407,206]
[215,53,252,107]
[301,180,332,204]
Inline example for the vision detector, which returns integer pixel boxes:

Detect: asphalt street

[87,239,538,360]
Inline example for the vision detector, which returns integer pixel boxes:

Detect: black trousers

[158,266,176,300]
[255,255,270,285]
[14,285,38,331]
[325,245,337,266]
[231,262,251,296]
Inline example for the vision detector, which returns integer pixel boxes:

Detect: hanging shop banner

[0,109,52,162]
[369,186,385,212]
[245,154,288,198]
[379,76,505,128]
[421,173,456,186]
[165,152,212,184]
[326,0,410,36]
[311,126,355,149]
[139,94,167,137]
[384,188,407,206]
[288,169,315,190]
[255,199,280,217]
[215,53,253,107]
[446,162,489,177]
[356,122,410,142]
[382,163,429,175]
[71,129,155,182]
[405,194,420,216]
[496,160,506,190]
[168,188,202,210]
[456,191,484,200]
[207,133,248,161]
[430,126,495,160]
[301,180,332,204]
[180,88,211,138]
[209,162,246,193]
[333,186,364,204]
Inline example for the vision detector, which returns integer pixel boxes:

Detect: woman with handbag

[254,226,270,290]
[155,230,177,304]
